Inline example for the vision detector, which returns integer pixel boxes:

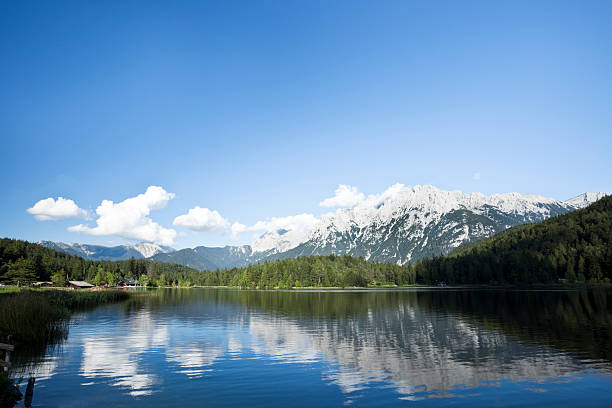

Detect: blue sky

[1,0,611,249]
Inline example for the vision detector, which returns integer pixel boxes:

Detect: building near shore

[68,281,94,289]
[118,278,140,287]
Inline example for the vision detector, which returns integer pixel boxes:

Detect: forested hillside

[0,238,202,287]
[413,195,612,284]
[1,195,610,288]
[197,255,414,288]
[0,239,413,288]
[208,195,611,287]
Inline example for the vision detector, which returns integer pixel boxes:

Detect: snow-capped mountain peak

[251,229,309,254]
[563,192,608,209]
[308,185,566,240]
[39,186,608,270]
[128,242,173,258]
[38,241,173,261]
[267,186,608,265]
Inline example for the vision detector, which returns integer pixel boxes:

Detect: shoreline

[2,281,610,295]
[188,282,612,290]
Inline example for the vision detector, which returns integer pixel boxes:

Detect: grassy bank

[193,284,426,290]
[0,288,130,407]
[0,289,130,348]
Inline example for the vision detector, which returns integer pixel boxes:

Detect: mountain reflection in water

[14,288,612,407]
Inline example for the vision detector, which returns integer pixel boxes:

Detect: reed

[0,289,130,406]
[0,289,130,348]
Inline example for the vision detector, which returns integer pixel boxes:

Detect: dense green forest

[209,195,611,287]
[0,238,203,287]
[197,255,414,288]
[1,195,610,287]
[0,238,412,288]
[413,194,612,284]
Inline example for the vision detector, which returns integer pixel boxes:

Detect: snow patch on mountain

[251,229,308,254]
[38,241,173,261]
[564,192,607,209]
[41,186,608,269]
[308,185,564,243]
[130,243,173,258]
[266,185,607,265]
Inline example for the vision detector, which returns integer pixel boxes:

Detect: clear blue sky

[1,0,611,249]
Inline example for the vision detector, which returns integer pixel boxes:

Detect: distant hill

[150,245,273,270]
[149,247,222,271]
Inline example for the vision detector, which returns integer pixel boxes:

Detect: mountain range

[37,241,174,261]
[39,186,607,270]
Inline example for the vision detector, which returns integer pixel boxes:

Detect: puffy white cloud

[231,213,319,237]
[69,186,176,246]
[27,197,87,221]
[173,206,229,232]
[231,213,320,252]
[367,183,405,205]
[320,185,365,208]
[231,222,248,236]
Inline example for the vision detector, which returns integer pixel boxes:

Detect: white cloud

[69,186,176,246]
[367,183,406,204]
[473,172,481,180]
[173,206,229,232]
[27,197,87,221]
[231,214,320,252]
[231,222,248,236]
[231,214,319,237]
[320,185,365,208]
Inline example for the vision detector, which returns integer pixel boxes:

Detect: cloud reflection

[80,310,169,396]
[166,345,224,377]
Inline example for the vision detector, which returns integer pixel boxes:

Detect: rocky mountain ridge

[39,187,607,269]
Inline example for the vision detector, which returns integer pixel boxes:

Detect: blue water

[12,288,612,407]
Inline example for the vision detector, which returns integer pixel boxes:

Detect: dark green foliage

[0,289,131,407]
[200,255,415,288]
[414,195,612,284]
[0,239,415,288]
[0,238,202,287]
[2,259,36,285]
[0,291,68,349]
[51,269,67,287]
[0,290,130,348]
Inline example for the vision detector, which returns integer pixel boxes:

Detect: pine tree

[4,258,37,285]
[52,269,68,286]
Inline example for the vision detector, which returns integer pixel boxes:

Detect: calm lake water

[12,288,612,407]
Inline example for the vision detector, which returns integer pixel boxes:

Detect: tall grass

[0,289,130,348]
[0,289,130,407]
[0,291,68,348]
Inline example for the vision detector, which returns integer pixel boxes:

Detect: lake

[12,288,612,407]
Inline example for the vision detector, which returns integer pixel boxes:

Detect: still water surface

[13,288,612,407]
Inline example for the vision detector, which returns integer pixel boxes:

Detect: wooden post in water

[24,377,35,408]
[0,336,14,373]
